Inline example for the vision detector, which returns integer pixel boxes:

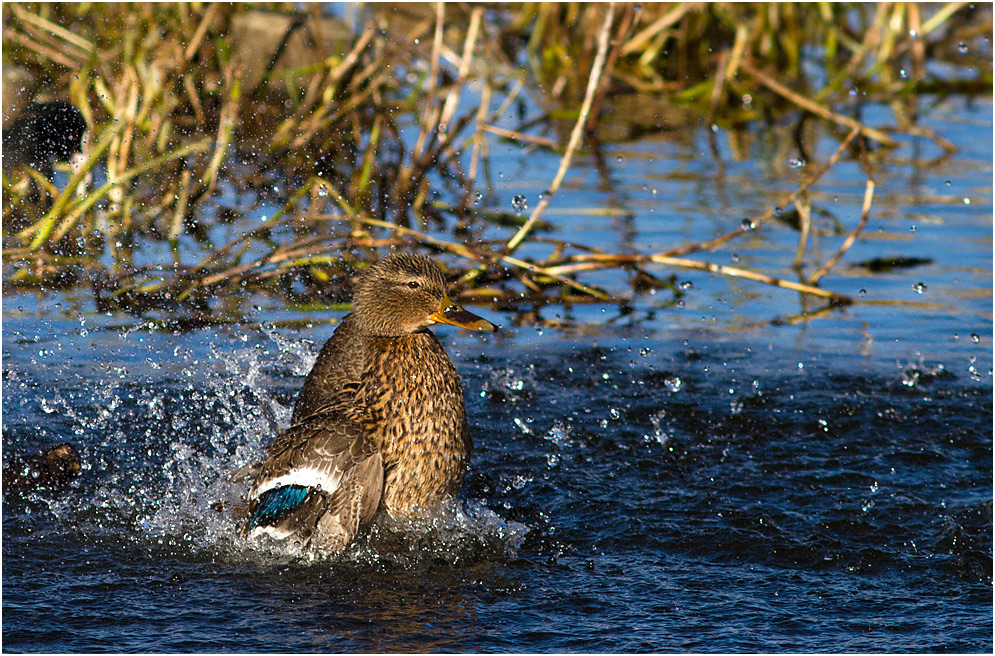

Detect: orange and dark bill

[429,295,499,332]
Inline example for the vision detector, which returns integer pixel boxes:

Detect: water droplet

[710,123,719,133]
[731,253,740,263]
[679,280,694,290]
[664,377,682,393]
[639,347,652,357]
[742,93,752,106]
[958,42,968,54]
[909,29,919,39]
[912,282,927,294]
[317,184,328,198]
[910,225,916,232]
[899,68,908,79]
[616,155,623,163]
[858,289,867,296]
[511,194,528,215]
[609,408,621,420]
[741,218,755,231]
[848,85,859,97]
[944,180,951,186]
[971,333,980,343]
[963,197,971,205]
[788,157,806,169]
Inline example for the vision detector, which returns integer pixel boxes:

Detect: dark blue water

[3,309,991,652]
[3,92,992,651]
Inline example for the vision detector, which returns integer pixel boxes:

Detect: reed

[2,3,989,325]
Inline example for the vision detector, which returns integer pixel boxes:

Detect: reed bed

[2,2,990,325]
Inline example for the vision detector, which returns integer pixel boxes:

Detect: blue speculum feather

[249,485,309,530]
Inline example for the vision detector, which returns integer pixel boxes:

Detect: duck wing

[243,411,383,554]
[292,315,365,424]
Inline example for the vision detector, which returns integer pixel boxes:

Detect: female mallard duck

[242,252,497,554]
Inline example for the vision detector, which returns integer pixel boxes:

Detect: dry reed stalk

[481,125,556,149]
[907,3,926,83]
[5,27,81,68]
[621,2,697,56]
[808,140,877,284]
[468,83,492,182]
[504,1,616,255]
[587,2,636,132]
[920,2,970,35]
[438,7,482,132]
[409,1,446,166]
[183,3,219,62]
[202,63,241,195]
[739,59,900,147]
[169,170,193,242]
[807,178,874,284]
[11,4,94,53]
[306,214,615,302]
[649,254,850,303]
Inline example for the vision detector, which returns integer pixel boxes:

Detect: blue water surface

[3,88,992,653]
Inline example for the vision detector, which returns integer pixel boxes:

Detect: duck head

[351,252,499,337]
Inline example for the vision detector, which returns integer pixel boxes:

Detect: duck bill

[430,295,499,332]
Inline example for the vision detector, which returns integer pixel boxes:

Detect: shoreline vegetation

[3,2,991,327]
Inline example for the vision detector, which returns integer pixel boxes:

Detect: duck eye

[407,280,421,289]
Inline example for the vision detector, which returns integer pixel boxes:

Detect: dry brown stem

[505,1,616,254]
[739,59,900,148]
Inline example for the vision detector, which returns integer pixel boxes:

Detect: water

[2,319,991,651]
[3,93,992,650]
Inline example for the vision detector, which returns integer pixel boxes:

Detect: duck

[241,252,498,555]
[2,101,87,178]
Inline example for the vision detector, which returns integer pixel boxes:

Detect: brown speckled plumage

[242,252,497,555]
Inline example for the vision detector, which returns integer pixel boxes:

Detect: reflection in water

[2,87,992,653]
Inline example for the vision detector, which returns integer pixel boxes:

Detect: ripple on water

[3,331,991,652]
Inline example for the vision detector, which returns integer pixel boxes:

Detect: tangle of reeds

[2,3,989,325]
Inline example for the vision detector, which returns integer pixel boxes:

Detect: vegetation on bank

[2,2,991,325]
